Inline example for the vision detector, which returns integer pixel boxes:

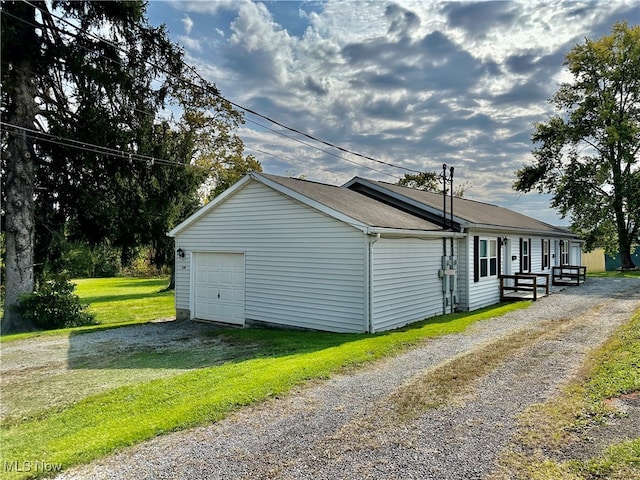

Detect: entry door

[194,253,245,325]
[502,238,512,276]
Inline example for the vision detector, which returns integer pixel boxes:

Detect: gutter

[366,227,465,238]
[462,223,581,239]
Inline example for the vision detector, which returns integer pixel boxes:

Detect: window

[479,239,497,278]
[542,239,550,269]
[520,238,530,272]
[560,240,569,265]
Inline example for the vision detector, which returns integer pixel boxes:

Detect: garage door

[194,253,245,325]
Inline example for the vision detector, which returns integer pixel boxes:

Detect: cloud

[150,0,640,224]
[385,3,421,38]
[181,14,194,34]
[176,34,202,52]
[225,1,295,86]
[441,1,518,37]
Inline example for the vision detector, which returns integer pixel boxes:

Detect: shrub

[123,247,168,277]
[18,277,96,329]
[59,242,121,278]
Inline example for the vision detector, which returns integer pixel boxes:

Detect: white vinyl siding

[456,236,470,310]
[174,181,366,333]
[468,231,501,310]
[370,238,444,332]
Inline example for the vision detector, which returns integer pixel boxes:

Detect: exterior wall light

[177,248,185,259]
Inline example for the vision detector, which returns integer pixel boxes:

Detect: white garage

[168,173,452,333]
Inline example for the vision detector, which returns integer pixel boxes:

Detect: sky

[146,0,639,225]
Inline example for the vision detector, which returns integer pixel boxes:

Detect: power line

[243,117,402,178]
[244,146,399,181]
[16,0,422,176]
[183,61,422,174]
[1,121,195,168]
[5,3,403,178]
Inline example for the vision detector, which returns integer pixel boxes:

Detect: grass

[496,307,640,479]
[390,320,561,418]
[74,276,174,324]
[1,277,174,343]
[1,300,529,479]
[588,270,640,279]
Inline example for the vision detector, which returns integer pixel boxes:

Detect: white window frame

[542,239,550,269]
[560,240,569,265]
[521,238,530,272]
[479,238,498,278]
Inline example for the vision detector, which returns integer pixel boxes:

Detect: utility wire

[243,117,401,179]
[17,0,423,176]
[1,121,196,168]
[245,145,399,181]
[4,4,402,178]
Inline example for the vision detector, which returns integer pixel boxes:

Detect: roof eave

[463,223,581,238]
[367,227,463,238]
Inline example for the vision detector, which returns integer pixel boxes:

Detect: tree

[1,1,259,333]
[397,171,440,191]
[514,22,640,269]
[397,170,471,197]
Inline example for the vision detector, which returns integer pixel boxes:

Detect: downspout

[367,233,381,333]
[442,237,448,315]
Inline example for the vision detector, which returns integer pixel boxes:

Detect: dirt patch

[551,392,640,462]
[0,320,227,422]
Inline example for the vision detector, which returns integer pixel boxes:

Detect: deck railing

[500,273,550,302]
[552,265,587,286]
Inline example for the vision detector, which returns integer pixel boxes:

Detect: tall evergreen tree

[1,1,259,333]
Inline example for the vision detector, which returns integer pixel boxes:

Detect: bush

[122,247,169,278]
[18,277,96,329]
[58,242,121,278]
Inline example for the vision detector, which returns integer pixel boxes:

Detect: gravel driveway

[56,277,640,480]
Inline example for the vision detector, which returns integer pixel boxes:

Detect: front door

[502,238,511,276]
[194,252,245,325]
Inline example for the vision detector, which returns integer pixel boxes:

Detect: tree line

[2,2,638,334]
[1,1,260,332]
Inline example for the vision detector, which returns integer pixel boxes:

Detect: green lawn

[588,270,640,279]
[1,277,175,342]
[74,276,174,325]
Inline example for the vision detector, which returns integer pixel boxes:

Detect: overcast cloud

[147,0,639,224]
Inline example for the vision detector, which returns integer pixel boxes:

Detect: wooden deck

[552,265,587,286]
[500,273,550,302]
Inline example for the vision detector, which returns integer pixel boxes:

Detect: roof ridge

[259,172,341,189]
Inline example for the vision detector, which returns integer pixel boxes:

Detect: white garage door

[194,253,245,325]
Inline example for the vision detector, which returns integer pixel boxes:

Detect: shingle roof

[258,173,442,231]
[346,178,575,236]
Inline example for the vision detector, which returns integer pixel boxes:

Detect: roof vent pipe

[449,166,454,230]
